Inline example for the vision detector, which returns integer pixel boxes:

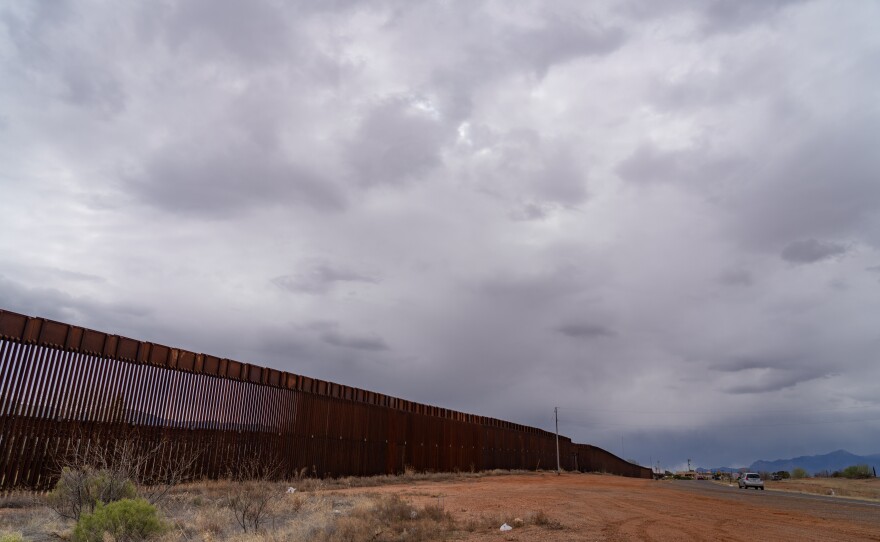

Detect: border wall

[0,309,651,490]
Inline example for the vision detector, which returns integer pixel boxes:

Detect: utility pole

[555,407,560,475]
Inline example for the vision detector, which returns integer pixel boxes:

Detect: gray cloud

[321,330,389,352]
[508,202,554,222]
[3,2,125,115]
[1,2,73,65]
[556,323,616,339]
[460,127,589,208]
[616,144,685,185]
[475,266,589,309]
[503,12,626,77]
[346,97,451,187]
[620,0,807,35]
[133,141,345,216]
[711,356,795,373]
[724,370,831,395]
[729,118,880,250]
[142,0,292,65]
[718,269,753,287]
[710,355,834,394]
[60,63,125,115]
[0,274,150,327]
[272,264,377,295]
[780,239,848,264]
[698,0,807,35]
[392,3,627,89]
[616,142,744,189]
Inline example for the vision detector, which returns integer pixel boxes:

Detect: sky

[2,0,880,471]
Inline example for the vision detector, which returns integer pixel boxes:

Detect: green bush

[0,532,25,542]
[49,466,137,520]
[73,498,167,542]
[791,467,808,479]
[841,464,872,479]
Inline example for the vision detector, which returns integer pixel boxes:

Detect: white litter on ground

[287,487,296,493]
[500,523,513,532]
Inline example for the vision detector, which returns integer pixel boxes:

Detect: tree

[791,467,808,479]
[841,464,872,479]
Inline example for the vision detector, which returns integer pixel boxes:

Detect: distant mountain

[749,449,880,475]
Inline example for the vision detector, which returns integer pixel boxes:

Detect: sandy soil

[326,472,880,541]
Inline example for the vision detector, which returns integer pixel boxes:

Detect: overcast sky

[2,0,880,470]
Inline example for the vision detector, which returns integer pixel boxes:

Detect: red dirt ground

[327,472,880,541]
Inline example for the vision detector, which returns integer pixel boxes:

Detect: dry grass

[316,467,528,491]
[767,477,880,501]
[529,509,564,530]
[460,509,565,533]
[0,469,562,541]
[313,493,457,542]
[0,497,68,542]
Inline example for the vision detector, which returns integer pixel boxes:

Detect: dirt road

[328,472,880,541]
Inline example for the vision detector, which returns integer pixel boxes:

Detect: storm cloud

[781,239,848,264]
[3,0,880,471]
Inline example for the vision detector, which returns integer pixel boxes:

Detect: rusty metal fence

[0,309,651,490]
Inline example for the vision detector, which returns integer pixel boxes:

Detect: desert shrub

[73,498,166,542]
[48,466,137,520]
[529,509,564,530]
[326,515,382,542]
[421,503,451,522]
[0,532,25,542]
[225,480,279,533]
[50,437,202,515]
[225,456,284,533]
[373,493,417,523]
[318,494,456,542]
[791,467,808,479]
[841,464,872,479]
[532,509,549,526]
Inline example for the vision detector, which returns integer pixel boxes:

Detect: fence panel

[0,309,651,491]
